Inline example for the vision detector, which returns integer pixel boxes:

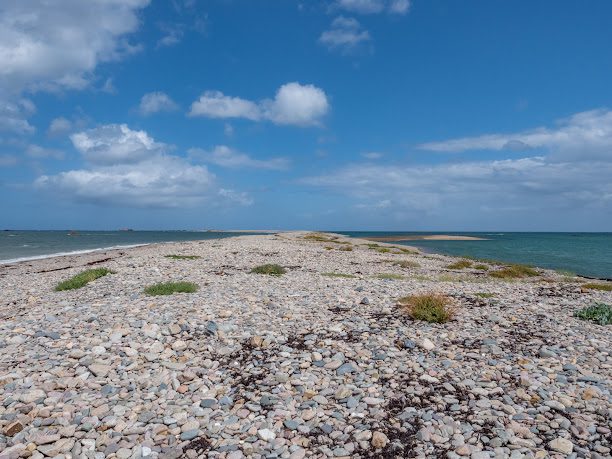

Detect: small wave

[0,243,149,265]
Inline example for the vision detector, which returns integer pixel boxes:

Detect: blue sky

[1,0,612,231]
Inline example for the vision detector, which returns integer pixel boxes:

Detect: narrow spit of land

[0,232,610,459]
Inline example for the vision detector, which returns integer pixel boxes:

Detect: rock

[172,340,187,351]
[371,431,389,449]
[548,437,573,455]
[20,389,46,403]
[257,428,276,441]
[88,363,111,377]
[419,338,435,351]
[3,421,24,436]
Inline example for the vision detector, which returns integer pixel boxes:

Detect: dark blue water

[340,232,612,279]
[0,230,261,263]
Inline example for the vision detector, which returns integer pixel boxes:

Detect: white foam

[0,244,149,265]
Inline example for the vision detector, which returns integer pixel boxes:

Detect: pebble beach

[0,232,610,459]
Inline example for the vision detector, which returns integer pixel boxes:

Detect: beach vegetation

[303,232,340,243]
[338,245,353,251]
[398,293,455,323]
[251,264,286,276]
[446,260,472,269]
[144,281,198,296]
[372,247,391,253]
[165,254,201,260]
[582,283,612,292]
[55,268,113,291]
[375,273,404,280]
[490,264,538,279]
[574,303,612,325]
[474,264,490,271]
[475,292,495,298]
[322,272,357,278]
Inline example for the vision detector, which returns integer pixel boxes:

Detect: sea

[0,230,261,264]
[340,232,612,280]
[1,230,611,280]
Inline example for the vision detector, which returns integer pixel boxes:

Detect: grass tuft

[375,273,404,280]
[490,264,538,279]
[251,264,286,276]
[372,247,391,253]
[475,292,495,298]
[339,245,353,251]
[474,264,490,271]
[165,254,201,260]
[574,303,612,325]
[144,281,198,296]
[446,260,472,269]
[398,293,455,323]
[55,268,112,291]
[582,283,612,292]
[322,272,357,278]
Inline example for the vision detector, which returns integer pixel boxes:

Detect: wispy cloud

[333,0,410,15]
[319,16,371,54]
[189,146,290,170]
[138,92,179,115]
[189,82,330,127]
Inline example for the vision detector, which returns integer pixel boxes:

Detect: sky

[1,0,612,231]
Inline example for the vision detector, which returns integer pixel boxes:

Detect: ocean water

[340,232,612,280]
[0,230,261,264]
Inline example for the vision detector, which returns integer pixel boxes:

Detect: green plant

[372,247,391,253]
[475,292,495,298]
[321,272,357,278]
[394,260,420,268]
[446,260,472,269]
[55,268,113,291]
[375,273,404,280]
[144,281,198,296]
[165,254,201,260]
[303,232,339,243]
[574,303,612,325]
[398,293,455,323]
[474,264,489,271]
[250,264,286,276]
[490,264,538,279]
[582,283,612,292]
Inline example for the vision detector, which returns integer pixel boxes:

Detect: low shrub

[398,293,455,323]
[339,245,353,251]
[490,264,538,279]
[165,254,201,260]
[394,260,420,268]
[144,281,198,296]
[446,260,472,269]
[474,264,490,271]
[55,268,112,291]
[574,303,612,325]
[251,264,286,276]
[582,283,612,292]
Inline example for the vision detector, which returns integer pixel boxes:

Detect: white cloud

[0,0,150,94]
[189,91,261,120]
[0,98,36,134]
[70,124,166,165]
[47,117,73,136]
[157,24,184,48]
[301,156,612,216]
[189,146,290,170]
[25,144,64,160]
[0,154,18,167]
[319,16,371,53]
[138,92,179,115]
[224,123,234,137]
[36,123,252,208]
[419,109,612,161]
[189,82,330,127]
[333,0,410,15]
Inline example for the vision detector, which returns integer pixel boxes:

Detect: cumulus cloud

[47,117,73,136]
[70,124,166,165]
[333,0,410,15]
[25,144,64,160]
[419,109,612,161]
[0,0,150,94]
[189,82,330,127]
[319,16,371,54]
[138,92,179,115]
[189,146,290,170]
[37,123,251,208]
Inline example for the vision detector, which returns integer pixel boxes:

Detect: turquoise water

[0,230,260,263]
[340,232,612,280]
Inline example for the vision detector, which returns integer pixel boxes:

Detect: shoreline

[0,232,610,457]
